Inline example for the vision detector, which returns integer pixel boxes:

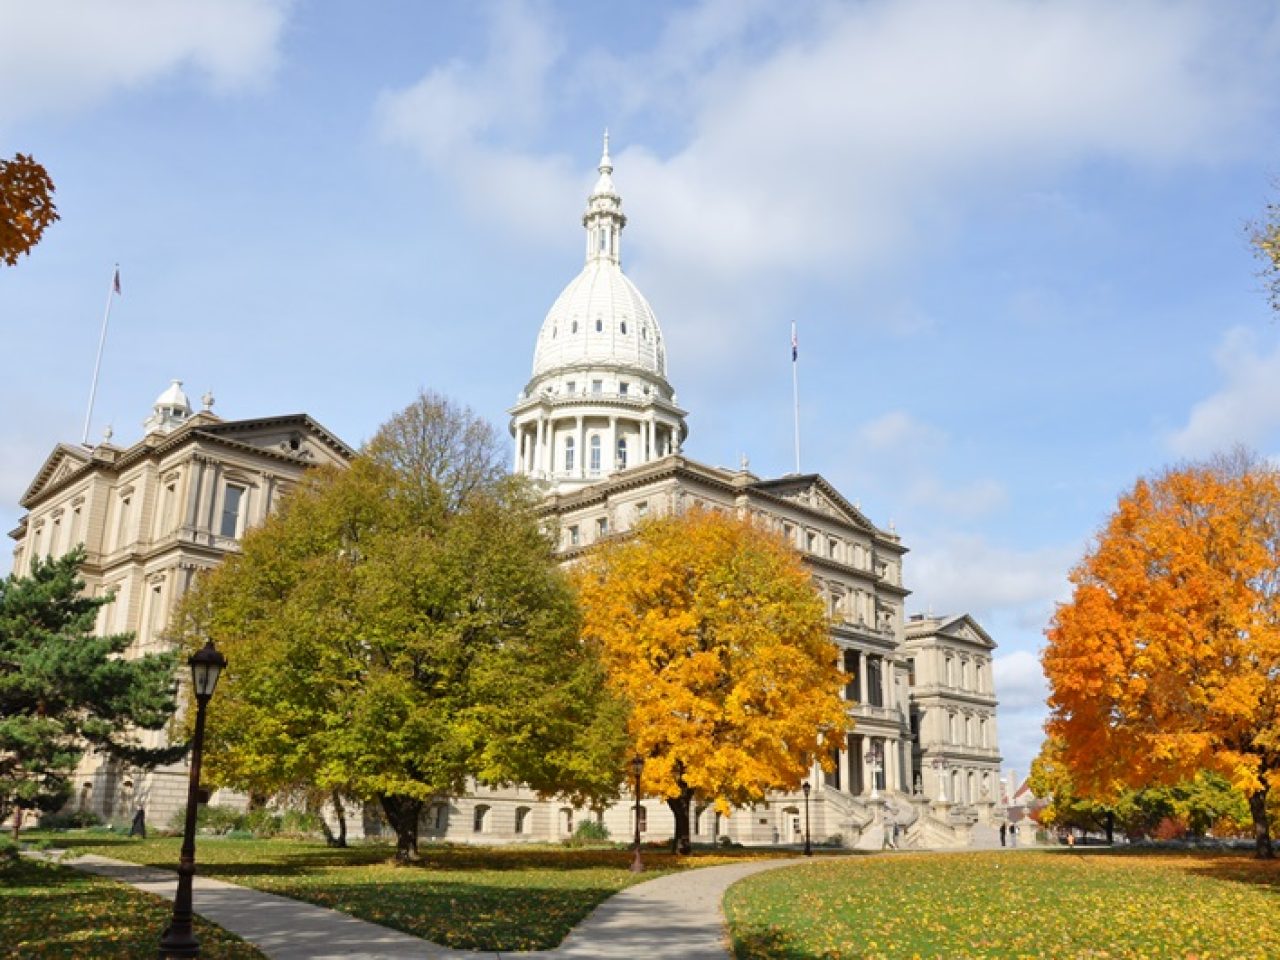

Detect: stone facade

[8,384,352,825]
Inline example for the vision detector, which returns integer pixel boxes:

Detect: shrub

[169,804,246,835]
[224,829,256,841]
[573,820,610,842]
[0,836,19,864]
[241,808,283,838]
[279,809,324,838]
[38,810,103,830]
[717,835,743,848]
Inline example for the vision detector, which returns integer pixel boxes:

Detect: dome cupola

[511,134,687,495]
[143,379,193,436]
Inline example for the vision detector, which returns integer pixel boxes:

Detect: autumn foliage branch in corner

[1042,450,1280,858]
[0,154,58,266]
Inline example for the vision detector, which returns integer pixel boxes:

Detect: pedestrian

[129,807,146,839]
[1009,822,1017,847]
[999,822,1007,846]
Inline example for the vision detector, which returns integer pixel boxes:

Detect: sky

[3,0,1280,780]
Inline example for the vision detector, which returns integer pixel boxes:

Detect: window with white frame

[564,436,575,473]
[220,484,247,539]
[473,804,490,832]
[589,435,601,473]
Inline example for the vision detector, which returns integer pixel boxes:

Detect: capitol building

[10,139,1002,848]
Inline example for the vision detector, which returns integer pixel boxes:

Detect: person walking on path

[1009,823,1018,848]
[999,823,1006,847]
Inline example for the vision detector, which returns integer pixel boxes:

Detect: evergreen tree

[0,548,182,837]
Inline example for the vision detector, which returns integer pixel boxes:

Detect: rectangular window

[565,442,575,472]
[842,649,859,701]
[116,496,132,549]
[596,517,608,538]
[220,485,246,539]
[635,501,648,518]
[867,656,884,707]
[592,380,603,395]
[619,382,629,395]
[566,381,575,394]
[568,525,580,547]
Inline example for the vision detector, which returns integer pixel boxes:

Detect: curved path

[62,852,811,959]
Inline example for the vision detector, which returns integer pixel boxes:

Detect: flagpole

[82,265,120,445]
[791,319,801,474]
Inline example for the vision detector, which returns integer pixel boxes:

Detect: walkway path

[61,852,811,960]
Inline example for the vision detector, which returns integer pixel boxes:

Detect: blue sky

[4,0,1280,778]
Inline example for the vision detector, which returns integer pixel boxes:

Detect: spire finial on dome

[600,128,612,173]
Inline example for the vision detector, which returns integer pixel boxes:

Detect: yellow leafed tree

[573,507,849,852]
[1042,451,1280,857]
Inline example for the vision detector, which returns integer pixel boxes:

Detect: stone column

[534,418,545,479]
[858,652,868,704]
[607,416,618,471]
[575,417,585,479]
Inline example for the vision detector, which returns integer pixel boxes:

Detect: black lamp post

[158,640,226,959]
[802,780,812,856]
[630,756,645,873]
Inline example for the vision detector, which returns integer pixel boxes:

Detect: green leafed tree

[171,391,628,859]
[0,548,182,838]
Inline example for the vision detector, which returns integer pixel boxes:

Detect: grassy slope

[0,856,267,960]
[725,849,1280,960]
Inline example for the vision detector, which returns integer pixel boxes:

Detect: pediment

[940,614,995,649]
[21,443,92,507]
[748,474,879,535]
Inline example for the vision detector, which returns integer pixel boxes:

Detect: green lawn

[725,849,1280,960]
[0,856,266,959]
[35,833,784,951]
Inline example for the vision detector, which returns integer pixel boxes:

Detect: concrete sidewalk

[61,852,811,960]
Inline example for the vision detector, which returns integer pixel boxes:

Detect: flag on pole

[112,266,121,296]
[791,320,798,362]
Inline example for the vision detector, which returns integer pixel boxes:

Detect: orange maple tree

[1043,452,1280,857]
[1,154,58,266]
[573,507,849,852]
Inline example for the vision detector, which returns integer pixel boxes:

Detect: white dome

[154,379,191,410]
[531,260,667,378]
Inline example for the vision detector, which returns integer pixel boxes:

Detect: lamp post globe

[630,756,645,873]
[802,780,812,856]
[158,640,226,959]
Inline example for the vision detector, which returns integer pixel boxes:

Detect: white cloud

[376,0,580,239]
[850,411,1008,520]
[994,650,1047,712]
[376,0,1280,368]
[908,532,1074,622]
[1168,326,1280,457]
[0,0,289,129]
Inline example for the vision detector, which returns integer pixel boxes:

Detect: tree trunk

[1104,811,1115,845]
[1247,787,1274,859]
[665,764,694,855]
[332,790,347,848]
[10,806,22,842]
[380,795,422,860]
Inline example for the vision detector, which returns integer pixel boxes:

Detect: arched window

[514,806,531,835]
[565,436,575,473]
[621,320,627,334]
[590,435,601,473]
[595,317,603,332]
[572,320,578,333]
[616,437,627,470]
[473,805,490,833]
